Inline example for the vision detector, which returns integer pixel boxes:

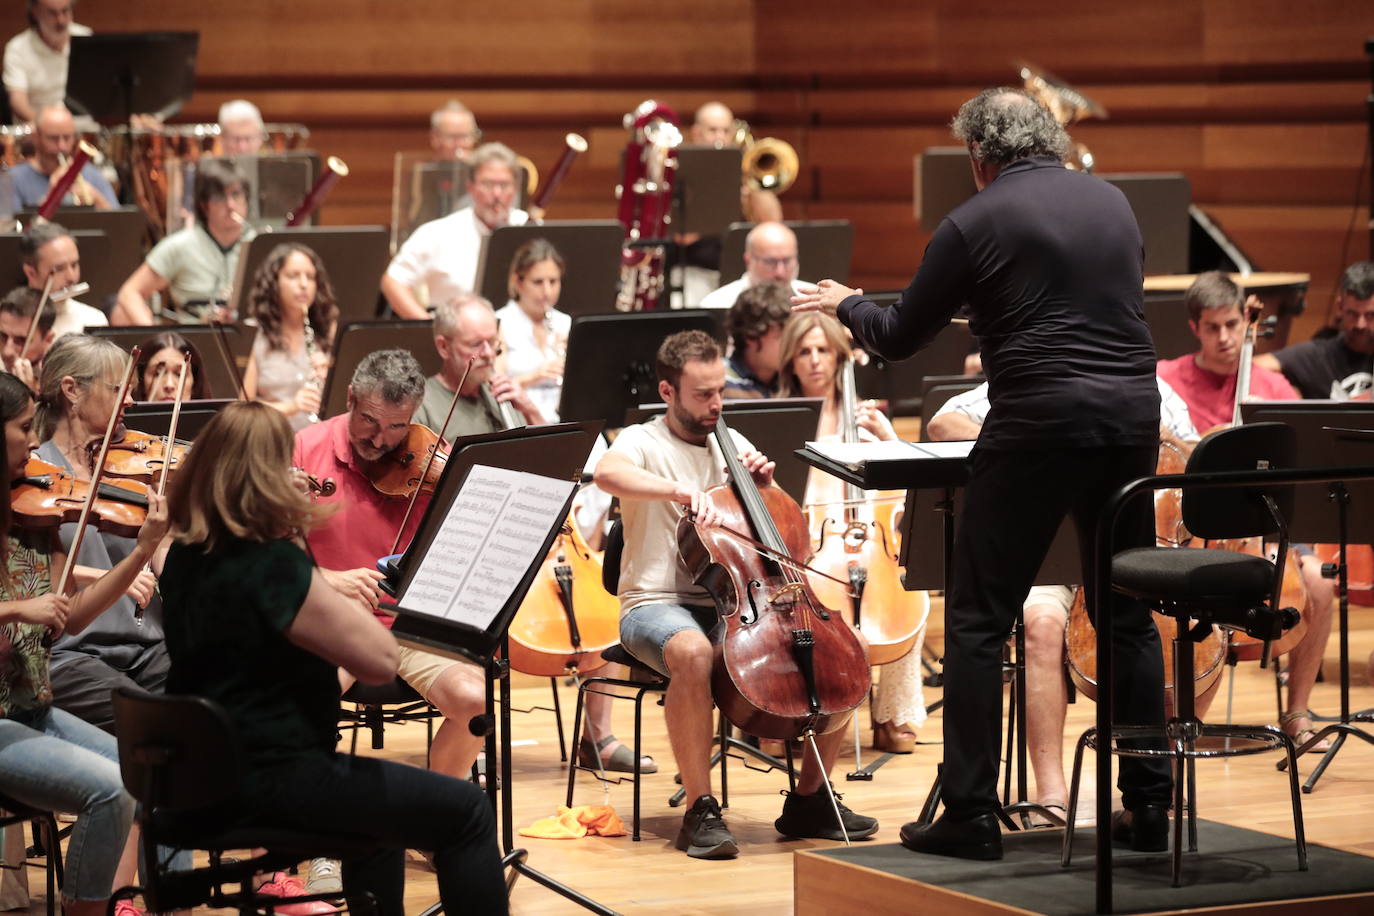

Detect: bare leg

[1023,600,1069,808]
[1283,556,1336,732]
[661,629,717,803]
[797,719,850,794]
[581,664,652,766]
[425,663,488,778]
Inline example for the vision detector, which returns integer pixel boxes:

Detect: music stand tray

[90,324,256,402]
[320,320,440,420]
[475,221,623,316]
[67,33,198,123]
[123,399,234,440]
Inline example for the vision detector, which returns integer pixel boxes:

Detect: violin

[97,428,190,485]
[12,458,150,538]
[363,423,447,499]
[677,417,869,739]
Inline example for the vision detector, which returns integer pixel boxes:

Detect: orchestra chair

[110,687,379,916]
[0,793,63,916]
[1061,423,1307,887]
[338,677,439,768]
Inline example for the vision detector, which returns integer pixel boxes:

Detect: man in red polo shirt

[294,348,487,782]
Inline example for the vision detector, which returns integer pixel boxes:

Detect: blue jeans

[0,707,133,902]
[619,603,720,676]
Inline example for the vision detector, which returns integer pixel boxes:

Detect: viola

[12,458,150,538]
[363,424,447,499]
[98,428,190,485]
[677,417,869,739]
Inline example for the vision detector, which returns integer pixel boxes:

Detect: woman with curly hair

[243,244,338,430]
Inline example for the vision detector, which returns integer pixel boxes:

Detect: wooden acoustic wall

[27,1,1374,341]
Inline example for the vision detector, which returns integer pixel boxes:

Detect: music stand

[320,320,440,419]
[915,147,976,231]
[558,310,722,428]
[623,398,824,505]
[123,399,234,440]
[20,208,148,313]
[1143,292,1195,361]
[384,422,617,916]
[390,154,532,255]
[228,226,391,326]
[90,324,256,402]
[474,222,623,316]
[66,33,198,124]
[670,146,743,237]
[718,220,854,286]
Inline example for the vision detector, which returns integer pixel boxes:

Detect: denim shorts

[619,603,720,677]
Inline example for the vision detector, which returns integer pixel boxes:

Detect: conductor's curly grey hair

[951,88,1070,168]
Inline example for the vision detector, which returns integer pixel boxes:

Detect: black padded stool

[339,676,438,766]
[1062,423,1308,886]
[0,794,62,916]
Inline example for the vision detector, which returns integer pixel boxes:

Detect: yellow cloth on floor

[519,805,627,839]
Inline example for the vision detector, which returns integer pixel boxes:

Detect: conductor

[793,88,1172,860]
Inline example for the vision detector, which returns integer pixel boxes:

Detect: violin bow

[157,350,193,497]
[681,505,857,594]
[52,347,142,601]
[389,358,473,557]
[19,275,55,367]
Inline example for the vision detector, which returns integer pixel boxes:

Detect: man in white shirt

[382,142,528,321]
[20,220,106,337]
[218,99,266,156]
[430,99,480,162]
[3,0,90,124]
[698,221,807,310]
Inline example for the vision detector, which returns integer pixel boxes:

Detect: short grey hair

[951,88,1070,168]
[433,293,495,338]
[431,99,477,132]
[217,99,264,130]
[468,142,518,176]
[350,348,426,406]
[1340,261,1374,300]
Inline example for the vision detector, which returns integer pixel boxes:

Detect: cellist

[1156,271,1336,751]
[593,330,879,860]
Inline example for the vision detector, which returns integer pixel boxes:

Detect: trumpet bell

[515,154,539,200]
[743,136,798,194]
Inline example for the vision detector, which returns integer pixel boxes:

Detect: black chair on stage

[1061,423,1308,886]
[338,676,438,766]
[110,687,379,915]
[0,793,62,916]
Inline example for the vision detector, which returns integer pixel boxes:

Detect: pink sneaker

[257,872,339,916]
[112,900,144,916]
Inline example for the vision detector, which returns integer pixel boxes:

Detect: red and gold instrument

[614,101,682,311]
[527,133,588,222]
[37,140,100,219]
[678,417,870,739]
[285,156,349,227]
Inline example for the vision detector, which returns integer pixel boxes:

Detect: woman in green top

[160,401,506,916]
[0,371,170,916]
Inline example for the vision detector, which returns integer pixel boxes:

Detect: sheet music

[805,438,974,470]
[401,464,575,629]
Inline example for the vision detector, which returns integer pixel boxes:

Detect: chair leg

[564,682,589,809]
[1185,753,1198,852]
[1060,728,1092,867]
[1280,733,1309,871]
[549,678,567,763]
[632,687,647,842]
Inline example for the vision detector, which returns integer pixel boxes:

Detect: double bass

[677,417,870,740]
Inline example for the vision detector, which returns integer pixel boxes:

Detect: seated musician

[414,294,543,442]
[3,0,91,124]
[722,282,791,399]
[592,329,878,859]
[293,348,489,784]
[381,143,529,321]
[776,311,928,754]
[114,160,256,325]
[927,375,1199,822]
[430,99,480,163]
[243,243,337,431]
[20,221,106,335]
[218,98,267,156]
[0,287,55,393]
[1157,270,1337,750]
[1256,260,1374,401]
[161,400,507,916]
[8,105,115,211]
[133,331,209,401]
[497,238,568,422]
[699,222,806,311]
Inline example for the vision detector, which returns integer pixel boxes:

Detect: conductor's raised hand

[791,279,861,317]
[738,449,775,488]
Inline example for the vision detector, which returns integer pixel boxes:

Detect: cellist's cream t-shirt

[609,415,753,615]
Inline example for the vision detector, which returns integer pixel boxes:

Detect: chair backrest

[111,687,244,811]
[1181,422,1296,541]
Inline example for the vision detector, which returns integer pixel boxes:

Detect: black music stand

[474,221,623,316]
[66,33,198,124]
[319,320,440,420]
[1142,292,1195,361]
[399,161,471,247]
[382,422,616,916]
[227,226,392,326]
[670,147,743,237]
[718,220,855,286]
[122,399,234,440]
[558,310,722,428]
[1241,402,1374,791]
[90,324,256,402]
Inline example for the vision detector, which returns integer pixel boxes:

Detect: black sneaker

[675,795,738,859]
[774,789,879,841]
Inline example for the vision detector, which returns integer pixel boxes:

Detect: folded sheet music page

[401,464,575,629]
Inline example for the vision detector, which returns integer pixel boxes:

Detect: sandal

[1026,803,1066,829]
[578,734,658,774]
[1279,709,1332,753]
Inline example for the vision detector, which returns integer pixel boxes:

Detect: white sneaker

[303,857,342,898]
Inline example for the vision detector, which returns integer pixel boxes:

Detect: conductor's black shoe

[676,795,738,859]
[899,812,1003,860]
[1111,804,1169,852]
[775,789,879,841]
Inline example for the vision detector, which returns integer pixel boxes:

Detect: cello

[678,416,870,742]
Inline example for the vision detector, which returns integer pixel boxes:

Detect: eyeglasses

[452,336,504,357]
[752,255,798,271]
[472,179,515,193]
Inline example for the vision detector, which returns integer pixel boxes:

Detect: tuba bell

[733,120,798,194]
